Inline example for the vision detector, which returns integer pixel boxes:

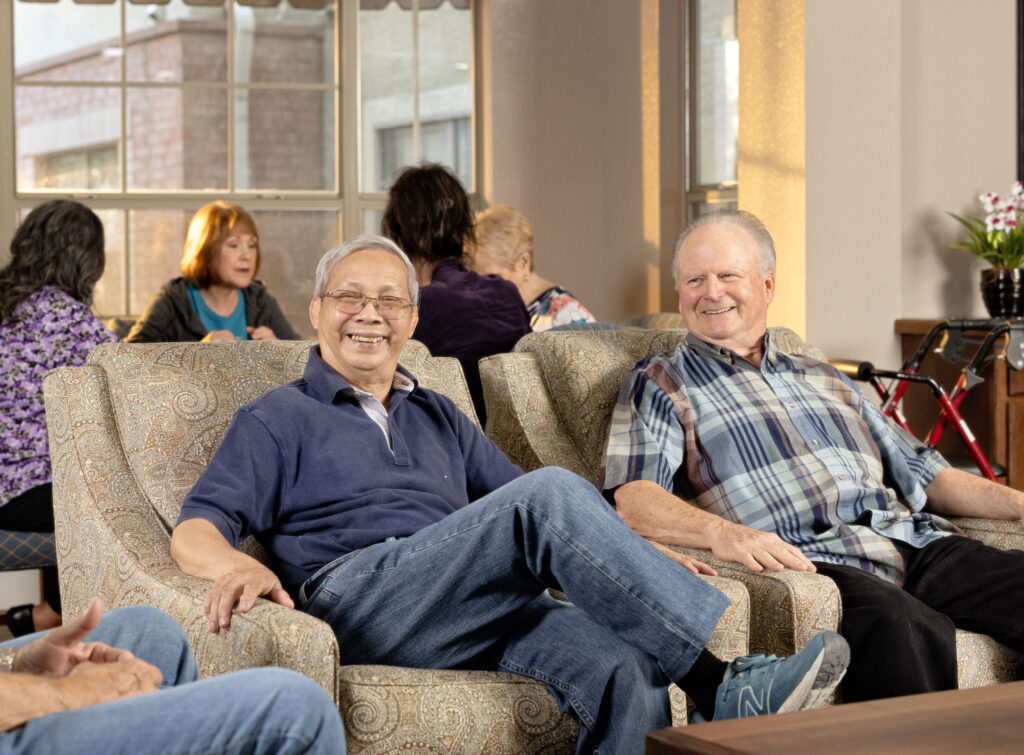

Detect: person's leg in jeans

[497,593,673,755]
[0,605,198,688]
[815,562,957,702]
[0,667,346,755]
[303,467,731,751]
[0,607,346,755]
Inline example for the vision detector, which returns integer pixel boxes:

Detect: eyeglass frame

[321,288,415,318]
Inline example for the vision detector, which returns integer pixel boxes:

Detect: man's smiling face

[309,248,418,392]
[675,222,774,357]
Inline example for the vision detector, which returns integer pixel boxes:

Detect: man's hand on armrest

[171,519,294,633]
[613,479,816,574]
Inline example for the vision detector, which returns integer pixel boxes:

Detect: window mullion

[341,0,359,237]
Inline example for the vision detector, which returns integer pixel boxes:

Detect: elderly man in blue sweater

[170,235,848,754]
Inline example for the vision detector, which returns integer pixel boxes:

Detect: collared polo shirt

[601,332,954,585]
[179,346,523,597]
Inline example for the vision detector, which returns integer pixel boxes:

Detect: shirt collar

[683,330,776,367]
[303,345,418,404]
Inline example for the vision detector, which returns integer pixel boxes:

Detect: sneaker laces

[718,653,782,704]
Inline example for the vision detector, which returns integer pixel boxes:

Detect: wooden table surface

[647,680,1024,754]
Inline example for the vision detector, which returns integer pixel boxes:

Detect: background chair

[43,339,749,752]
[0,530,56,630]
[480,327,1024,691]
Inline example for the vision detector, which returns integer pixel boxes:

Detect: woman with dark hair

[0,199,117,635]
[382,164,530,422]
[126,201,298,342]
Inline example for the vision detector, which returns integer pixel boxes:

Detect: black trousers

[0,483,55,531]
[816,535,1024,703]
[0,484,60,613]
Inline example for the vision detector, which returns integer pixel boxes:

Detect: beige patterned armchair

[480,327,1024,690]
[42,339,749,752]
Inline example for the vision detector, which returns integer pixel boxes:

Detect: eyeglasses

[322,289,413,317]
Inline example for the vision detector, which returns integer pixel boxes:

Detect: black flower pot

[980,267,1024,318]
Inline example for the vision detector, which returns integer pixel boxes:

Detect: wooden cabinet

[894,319,1024,491]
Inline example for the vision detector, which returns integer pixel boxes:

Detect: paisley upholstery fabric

[480,327,1024,692]
[42,339,751,752]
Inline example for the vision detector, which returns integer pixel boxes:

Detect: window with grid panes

[8,0,475,337]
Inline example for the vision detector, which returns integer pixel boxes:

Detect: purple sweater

[414,260,531,421]
[1,287,116,507]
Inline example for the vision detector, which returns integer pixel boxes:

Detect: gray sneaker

[707,630,849,720]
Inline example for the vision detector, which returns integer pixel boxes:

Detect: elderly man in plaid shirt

[602,209,1024,702]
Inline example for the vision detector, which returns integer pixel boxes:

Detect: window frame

[0,0,481,317]
[684,0,737,220]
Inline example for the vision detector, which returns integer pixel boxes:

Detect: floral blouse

[527,285,596,331]
[1,287,116,508]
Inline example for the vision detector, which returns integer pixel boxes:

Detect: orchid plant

[949,181,1024,268]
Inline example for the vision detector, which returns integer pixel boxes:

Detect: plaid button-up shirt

[601,332,954,585]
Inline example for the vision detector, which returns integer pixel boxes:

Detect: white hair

[313,234,419,304]
[671,210,776,288]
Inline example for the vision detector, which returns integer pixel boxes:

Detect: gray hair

[671,210,776,288]
[313,234,419,305]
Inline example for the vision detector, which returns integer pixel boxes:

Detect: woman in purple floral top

[0,200,116,635]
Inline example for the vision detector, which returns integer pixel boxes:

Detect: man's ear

[409,306,419,337]
[309,296,322,331]
[764,270,776,305]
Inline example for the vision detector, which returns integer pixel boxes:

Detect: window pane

[93,209,126,317]
[15,0,120,83]
[417,2,472,190]
[234,1,336,86]
[126,88,228,190]
[687,197,738,222]
[359,2,414,192]
[126,0,228,84]
[359,2,473,192]
[239,90,335,191]
[250,210,340,340]
[128,209,191,314]
[361,209,383,236]
[694,0,738,187]
[16,85,121,192]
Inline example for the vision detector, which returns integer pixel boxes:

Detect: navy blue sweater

[178,346,523,597]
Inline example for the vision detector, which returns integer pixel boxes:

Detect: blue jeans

[302,467,729,755]
[0,606,345,755]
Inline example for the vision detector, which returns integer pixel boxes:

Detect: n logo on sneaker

[737,680,772,717]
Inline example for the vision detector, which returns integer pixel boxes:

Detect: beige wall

[807,0,1017,369]
[482,0,663,323]
[484,0,1018,363]
[738,0,806,337]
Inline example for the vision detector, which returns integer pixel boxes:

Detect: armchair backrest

[63,339,476,534]
[481,327,826,486]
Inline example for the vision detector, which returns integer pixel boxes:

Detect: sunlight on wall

[737,0,806,337]
[641,0,662,312]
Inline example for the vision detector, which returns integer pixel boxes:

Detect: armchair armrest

[949,516,1024,551]
[665,546,841,657]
